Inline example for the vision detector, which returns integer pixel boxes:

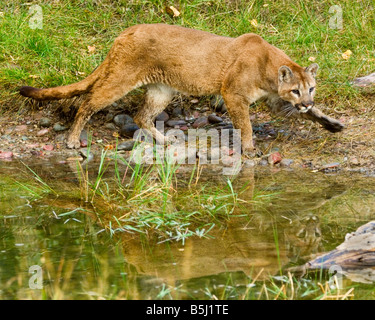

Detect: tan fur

[19,23,343,151]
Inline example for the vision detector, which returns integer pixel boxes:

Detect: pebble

[79,148,94,161]
[349,156,360,166]
[39,117,52,128]
[268,152,282,165]
[105,112,114,122]
[80,139,88,148]
[172,106,183,117]
[114,114,133,127]
[166,119,187,127]
[0,151,13,159]
[117,140,136,151]
[192,116,208,128]
[155,111,169,122]
[42,144,54,151]
[319,162,340,171]
[36,128,49,136]
[55,134,65,143]
[104,123,117,130]
[15,125,28,132]
[280,158,294,167]
[208,114,223,124]
[80,130,88,141]
[120,123,140,138]
[53,123,67,132]
[243,159,256,167]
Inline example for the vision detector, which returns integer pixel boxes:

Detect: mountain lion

[19,23,344,154]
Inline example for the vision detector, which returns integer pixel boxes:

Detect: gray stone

[166,119,187,127]
[192,116,208,128]
[104,123,117,130]
[155,111,169,122]
[105,112,115,122]
[39,117,52,128]
[53,123,67,132]
[120,123,140,138]
[172,106,183,117]
[113,114,133,127]
[117,140,136,151]
[208,114,223,124]
[280,159,294,167]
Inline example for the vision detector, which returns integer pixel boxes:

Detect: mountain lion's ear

[305,63,319,78]
[278,66,294,83]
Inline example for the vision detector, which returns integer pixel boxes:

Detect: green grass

[0,0,374,113]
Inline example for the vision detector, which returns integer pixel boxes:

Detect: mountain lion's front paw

[66,136,81,149]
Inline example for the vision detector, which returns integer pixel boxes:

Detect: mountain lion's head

[278,63,319,114]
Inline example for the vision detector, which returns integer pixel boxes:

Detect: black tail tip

[19,86,40,98]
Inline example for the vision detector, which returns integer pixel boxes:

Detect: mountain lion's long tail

[19,64,103,101]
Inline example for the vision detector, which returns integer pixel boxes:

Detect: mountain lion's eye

[291,89,300,96]
[309,87,315,94]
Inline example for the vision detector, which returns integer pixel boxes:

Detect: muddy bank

[1,92,375,173]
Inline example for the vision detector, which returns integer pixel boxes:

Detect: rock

[192,116,208,128]
[268,152,282,165]
[155,111,169,122]
[80,130,88,141]
[26,143,39,148]
[243,159,256,167]
[117,140,136,151]
[39,117,52,128]
[120,123,140,138]
[42,144,54,151]
[166,119,187,127]
[259,159,268,166]
[192,111,200,118]
[105,112,114,122]
[113,114,133,127]
[319,162,340,172]
[0,151,13,159]
[104,123,117,130]
[210,96,226,112]
[190,98,199,104]
[14,125,28,132]
[53,123,67,132]
[208,114,223,124]
[280,158,294,167]
[172,106,183,117]
[36,128,49,136]
[55,134,65,143]
[80,139,88,148]
[349,156,360,166]
[79,148,94,161]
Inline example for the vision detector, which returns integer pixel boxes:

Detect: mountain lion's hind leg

[66,83,135,149]
[133,84,175,144]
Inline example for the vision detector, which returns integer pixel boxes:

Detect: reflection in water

[1,158,375,299]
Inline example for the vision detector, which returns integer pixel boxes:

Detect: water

[1,158,375,300]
